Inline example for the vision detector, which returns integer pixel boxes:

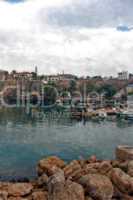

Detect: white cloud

[0,0,133,76]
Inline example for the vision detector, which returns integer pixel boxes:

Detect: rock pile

[0,146,133,199]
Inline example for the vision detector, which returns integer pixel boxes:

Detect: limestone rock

[128,161,133,177]
[8,198,29,200]
[37,156,65,176]
[0,190,8,200]
[8,183,33,197]
[116,146,133,161]
[32,191,48,200]
[48,169,84,200]
[85,196,94,200]
[78,174,113,200]
[83,163,100,175]
[111,168,133,194]
[63,160,82,180]
[37,173,48,187]
[98,161,112,175]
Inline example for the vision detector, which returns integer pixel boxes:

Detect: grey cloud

[47,0,133,28]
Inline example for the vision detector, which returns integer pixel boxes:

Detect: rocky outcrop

[111,168,133,194]
[78,174,113,200]
[48,169,85,200]
[0,147,133,199]
[8,183,33,197]
[116,146,133,161]
[37,156,66,176]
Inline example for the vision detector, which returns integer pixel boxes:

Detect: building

[43,73,77,83]
[0,70,8,81]
[129,73,133,80]
[127,84,133,109]
[118,71,129,80]
[43,75,61,83]
[10,71,34,80]
[127,84,133,95]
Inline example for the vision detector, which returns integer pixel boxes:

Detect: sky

[0,0,133,76]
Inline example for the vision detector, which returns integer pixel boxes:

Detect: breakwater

[0,146,133,199]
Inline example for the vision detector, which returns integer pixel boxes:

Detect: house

[118,71,129,80]
[127,84,133,95]
[127,84,133,109]
[10,71,34,80]
[43,73,77,83]
[0,70,8,81]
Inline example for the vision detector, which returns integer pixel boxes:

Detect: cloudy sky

[0,0,133,76]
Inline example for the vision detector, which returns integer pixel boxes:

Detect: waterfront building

[43,73,77,83]
[118,71,129,80]
[127,84,133,109]
[10,71,34,80]
[0,70,8,81]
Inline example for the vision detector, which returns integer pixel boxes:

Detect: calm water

[0,108,133,180]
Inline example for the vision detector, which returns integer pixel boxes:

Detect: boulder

[48,170,84,200]
[0,190,8,199]
[8,183,33,197]
[85,196,94,200]
[111,168,133,194]
[48,180,85,200]
[121,195,133,200]
[37,156,65,176]
[98,161,112,175]
[48,169,65,192]
[78,174,113,200]
[8,198,29,200]
[116,146,133,161]
[32,191,48,200]
[37,173,48,187]
[83,163,99,175]
[63,160,82,180]
[128,161,133,177]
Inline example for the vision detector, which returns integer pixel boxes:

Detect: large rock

[128,161,133,177]
[37,173,49,187]
[121,195,133,200]
[48,170,84,200]
[83,163,99,175]
[0,190,8,199]
[37,156,65,176]
[85,197,94,200]
[32,191,48,200]
[8,183,33,197]
[48,169,65,194]
[8,198,29,200]
[111,168,133,194]
[63,160,82,180]
[78,174,113,200]
[116,146,133,161]
[98,161,112,175]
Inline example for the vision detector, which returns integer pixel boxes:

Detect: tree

[43,85,58,106]
[98,84,117,99]
[69,80,77,93]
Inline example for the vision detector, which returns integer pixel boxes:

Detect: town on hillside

[0,68,133,120]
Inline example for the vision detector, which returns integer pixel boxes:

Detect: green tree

[69,80,77,93]
[43,85,58,105]
[98,84,117,99]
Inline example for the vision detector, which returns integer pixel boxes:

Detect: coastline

[0,146,133,199]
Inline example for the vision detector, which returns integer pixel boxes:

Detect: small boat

[118,109,133,121]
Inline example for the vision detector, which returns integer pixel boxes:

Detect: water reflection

[0,107,132,180]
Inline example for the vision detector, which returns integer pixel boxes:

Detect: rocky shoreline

[0,146,133,199]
